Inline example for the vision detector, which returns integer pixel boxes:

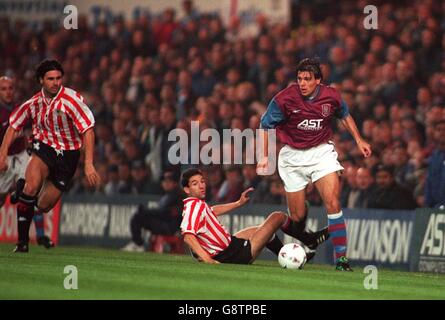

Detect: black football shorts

[213,236,253,264]
[30,140,80,191]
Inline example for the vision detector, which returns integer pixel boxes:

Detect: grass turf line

[0,244,444,300]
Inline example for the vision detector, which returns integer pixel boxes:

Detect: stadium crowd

[0,0,444,209]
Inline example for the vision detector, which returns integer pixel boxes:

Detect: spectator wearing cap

[368,164,417,210]
[122,170,183,252]
[425,120,445,208]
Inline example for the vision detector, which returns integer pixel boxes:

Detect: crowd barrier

[1,194,444,273]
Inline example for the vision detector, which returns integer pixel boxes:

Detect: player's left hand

[84,163,101,188]
[238,187,254,206]
[357,139,372,158]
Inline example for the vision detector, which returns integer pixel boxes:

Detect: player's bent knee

[270,211,287,220]
[23,183,40,197]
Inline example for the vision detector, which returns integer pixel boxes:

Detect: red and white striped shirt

[9,86,95,150]
[181,197,231,256]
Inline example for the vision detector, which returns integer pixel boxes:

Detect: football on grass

[278,243,307,269]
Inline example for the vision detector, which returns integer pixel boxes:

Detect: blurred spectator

[242,164,261,189]
[202,165,224,202]
[340,164,358,207]
[130,160,162,195]
[368,164,417,210]
[180,0,200,26]
[345,167,374,209]
[391,143,414,191]
[247,51,275,102]
[153,8,178,46]
[104,165,120,195]
[425,120,445,208]
[122,170,183,252]
[262,176,286,205]
[217,165,243,202]
[328,46,351,83]
[117,162,133,193]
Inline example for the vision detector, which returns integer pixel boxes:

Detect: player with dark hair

[0,76,54,248]
[257,58,372,271]
[0,59,101,252]
[180,168,289,264]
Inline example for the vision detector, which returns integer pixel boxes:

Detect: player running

[0,76,54,248]
[0,59,101,252]
[257,58,372,271]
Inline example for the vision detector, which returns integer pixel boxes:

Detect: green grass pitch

[0,243,444,300]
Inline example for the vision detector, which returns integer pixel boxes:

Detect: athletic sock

[327,211,347,261]
[17,201,35,244]
[280,215,306,239]
[266,234,284,256]
[33,210,45,239]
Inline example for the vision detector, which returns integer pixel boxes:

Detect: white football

[278,243,307,269]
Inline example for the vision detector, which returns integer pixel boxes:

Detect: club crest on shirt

[321,104,331,117]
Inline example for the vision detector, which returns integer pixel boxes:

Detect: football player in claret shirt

[0,59,101,253]
[0,76,53,248]
[257,58,372,271]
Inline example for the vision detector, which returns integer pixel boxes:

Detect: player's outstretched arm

[0,126,20,172]
[211,187,254,216]
[183,234,220,264]
[340,114,372,158]
[82,128,101,187]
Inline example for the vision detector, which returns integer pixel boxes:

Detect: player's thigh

[313,172,341,213]
[278,146,311,193]
[285,189,307,220]
[234,226,257,240]
[23,155,49,195]
[249,212,286,259]
[37,180,62,212]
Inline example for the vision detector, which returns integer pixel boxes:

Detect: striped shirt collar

[40,86,64,107]
[183,197,202,203]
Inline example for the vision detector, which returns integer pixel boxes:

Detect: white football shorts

[0,150,30,194]
[278,142,344,192]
